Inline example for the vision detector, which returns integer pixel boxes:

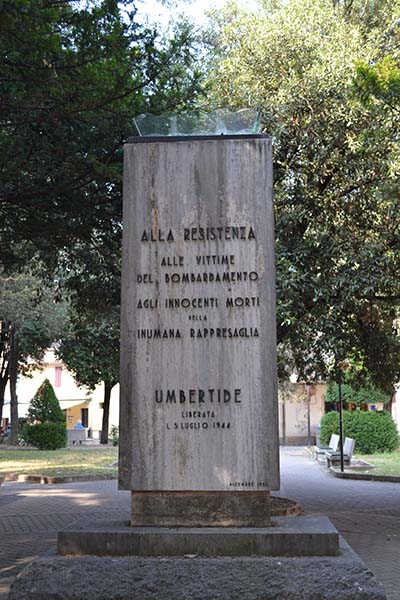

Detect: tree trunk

[0,320,11,427]
[100,381,114,445]
[9,327,19,445]
[0,378,7,427]
[306,383,311,447]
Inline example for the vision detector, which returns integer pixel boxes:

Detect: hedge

[24,422,67,450]
[25,379,66,450]
[320,409,399,454]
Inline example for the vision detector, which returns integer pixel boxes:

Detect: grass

[2,446,400,479]
[0,447,118,477]
[355,448,400,477]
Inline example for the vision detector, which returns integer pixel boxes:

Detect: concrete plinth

[57,516,339,557]
[131,490,271,526]
[10,538,386,600]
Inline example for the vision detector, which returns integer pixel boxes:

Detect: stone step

[58,515,339,558]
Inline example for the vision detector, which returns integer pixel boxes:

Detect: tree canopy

[0,271,66,427]
[324,380,391,407]
[0,0,203,271]
[57,309,119,392]
[56,304,119,443]
[206,0,400,391]
[0,0,204,437]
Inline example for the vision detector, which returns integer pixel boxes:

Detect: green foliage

[354,57,400,108]
[110,425,119,447]
[320,410,353,445]
[207,0,400,390]
[57,307,119,445]
[0,0,204,271]
[28,379,64,424]
[352,0,400,114]
[352,1,400,186]
[24,423,66,451]
[0,272,66,370]
[0,268,67,429]
[57,311,119,391]
[0,0,204,441]
[320,409,399,453]
[324,381,391,406]
[26,379,66,450]
[333,0,400,33]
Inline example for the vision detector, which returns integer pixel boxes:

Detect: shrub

[350,410,399,454]
[28,379,65,423]
[24,422,67,450]
[110,425,119,446]
[320,409,399,454]
[26,379,66,450]
[320,411,352,445]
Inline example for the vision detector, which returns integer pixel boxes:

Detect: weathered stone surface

[57,516,339,557]
[10,538,386,600]
[120,136,279,494]
[130,490,271,526]
[271,496,302,516]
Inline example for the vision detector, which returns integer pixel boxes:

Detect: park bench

[67,429,87,447]
[325,437,356,467]
[314,433,340,460]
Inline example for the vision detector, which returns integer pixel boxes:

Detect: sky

[136,0,260,28]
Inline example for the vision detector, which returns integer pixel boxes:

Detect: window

[81,408,89,428]
[54,366,62,387]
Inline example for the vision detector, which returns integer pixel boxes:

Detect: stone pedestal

[131,490,271,527]
[10,538,386,600]
[57,516,339,557]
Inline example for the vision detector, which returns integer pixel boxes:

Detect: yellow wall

[65,401,90,430]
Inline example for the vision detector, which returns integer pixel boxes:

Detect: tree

[0,271,66,439]
[25,378,66,449]
[55,204,120,445]
[0,0,204,440]
[206,0,400,391]
[57,306,119,444]
[0,0,203,271]
[324,380,391,408]
[352,1,400,185]
[27,378,64,424]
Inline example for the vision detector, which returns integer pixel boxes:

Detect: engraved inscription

[136,223,260,439]
[155,389,241,404]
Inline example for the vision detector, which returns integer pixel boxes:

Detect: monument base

[57,516,338,557]
[9,538,386,600]
[131,490,271,527]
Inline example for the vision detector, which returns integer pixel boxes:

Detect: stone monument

[119,133,279,528]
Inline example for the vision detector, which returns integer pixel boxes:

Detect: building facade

[2,349,119,441]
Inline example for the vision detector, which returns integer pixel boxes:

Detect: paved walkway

[279,447,400,600]
[0,447,399,599]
